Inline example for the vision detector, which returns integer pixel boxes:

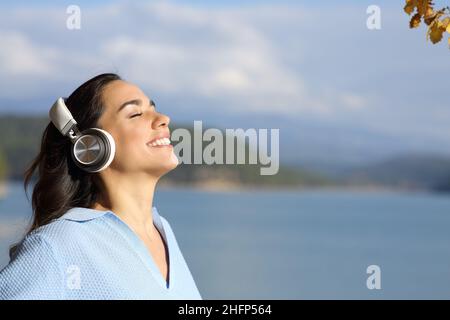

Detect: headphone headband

[49,97,81,142]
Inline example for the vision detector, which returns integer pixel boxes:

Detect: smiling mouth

[146,137,172,147]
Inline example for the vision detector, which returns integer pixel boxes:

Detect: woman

[0,73,202,300]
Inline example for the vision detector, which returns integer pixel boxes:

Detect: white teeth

[148,137,171,147]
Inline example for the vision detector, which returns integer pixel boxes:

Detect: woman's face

[97,80,179,177]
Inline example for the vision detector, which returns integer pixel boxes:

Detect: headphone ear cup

[71,128,116,173]
[92,128,116,172]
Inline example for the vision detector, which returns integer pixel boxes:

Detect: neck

[92,171,159,240]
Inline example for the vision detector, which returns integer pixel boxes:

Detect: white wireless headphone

[49,97,116,173]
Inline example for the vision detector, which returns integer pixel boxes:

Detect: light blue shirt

[0,206,202,300]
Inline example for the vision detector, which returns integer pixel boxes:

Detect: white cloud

[339,93,367,111]
[97,1,311,115]
[1,1,450,158]
[0,30,56,76]
[0,1,367,117]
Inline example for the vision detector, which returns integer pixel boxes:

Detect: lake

[1,181,450,299]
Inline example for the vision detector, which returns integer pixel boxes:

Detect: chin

[165,157,179,171]
[151,154,179,177]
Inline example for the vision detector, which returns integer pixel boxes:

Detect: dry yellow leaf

[424,9,445,25]
[404,0,450,50]
[404,0,418,15]
[428,21,446,44]
[410,13,422,28]
[425,7,434,17]
[417,0,431,16]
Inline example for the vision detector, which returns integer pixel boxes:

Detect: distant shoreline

[1,179,446,196]
[0,181,7,198]
[155,180,441,195]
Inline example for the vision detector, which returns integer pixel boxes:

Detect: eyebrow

[117,99,156,113]
[117,99,142,113]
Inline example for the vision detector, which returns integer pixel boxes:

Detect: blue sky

[0,0,449,166]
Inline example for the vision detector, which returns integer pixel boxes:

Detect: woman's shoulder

[0,207,105,299]
[30,206,109,238]
[8,215,81,264]
[0,228,65,299]
[4,209,102,264]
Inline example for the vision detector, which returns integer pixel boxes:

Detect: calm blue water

[1,181,450,299]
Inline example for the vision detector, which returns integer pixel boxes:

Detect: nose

[152,112,170,130]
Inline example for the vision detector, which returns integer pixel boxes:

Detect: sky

[0,0,449,166]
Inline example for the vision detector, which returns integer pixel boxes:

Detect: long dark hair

[18,73,121,246]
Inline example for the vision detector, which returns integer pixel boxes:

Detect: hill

[0,115,330,189]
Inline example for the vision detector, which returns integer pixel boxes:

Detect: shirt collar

[59,206,163,229]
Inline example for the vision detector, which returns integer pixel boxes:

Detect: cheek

[113,126,147,157]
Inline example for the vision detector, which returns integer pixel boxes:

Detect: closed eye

[129,100,155,119]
